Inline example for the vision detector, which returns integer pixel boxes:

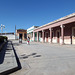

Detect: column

[60,24,65,45]
[42,30,45,43]
[23,33,24,40]
[49,28,52,43]
[33,32,35,41]
[37,31,39,42]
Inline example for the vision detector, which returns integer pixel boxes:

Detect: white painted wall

[45,38,46,42]
[52,38,57,43]
[2,35,15,40]
[64,39,71,44]
[40,38,43,42]
[60,38,62,44]
[48,38,50,42]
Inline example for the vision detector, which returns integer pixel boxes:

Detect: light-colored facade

[27,26,39,42]
[0,33,15,40]
[33,13,75,45]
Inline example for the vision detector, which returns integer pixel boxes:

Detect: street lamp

[0,24,5,35]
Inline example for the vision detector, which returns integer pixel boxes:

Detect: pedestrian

[27,37,30,45]
[19,37,22,43]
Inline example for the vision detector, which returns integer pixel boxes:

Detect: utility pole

[15,25,16,39]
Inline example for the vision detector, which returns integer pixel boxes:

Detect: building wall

[36,22,75,44]
[16,30,27,40]
[0,33,15,40]
[34,13,75,45]
[2,34,15,40]
[27,26,39,42]
[64,23,75,44]
[27,32,33,42]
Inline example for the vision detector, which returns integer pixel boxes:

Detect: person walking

[19,37,22,43]
[27,37,30,45]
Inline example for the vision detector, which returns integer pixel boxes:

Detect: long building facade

[33,13,75,45]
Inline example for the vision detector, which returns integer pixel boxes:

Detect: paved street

[10,40,75,75]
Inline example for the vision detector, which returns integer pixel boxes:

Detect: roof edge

[34,13,75,30]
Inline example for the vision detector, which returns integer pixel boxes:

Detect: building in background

[0,32,15,40]
[27,26,39,42]
[34,13,75,45]
[16,29,27,40]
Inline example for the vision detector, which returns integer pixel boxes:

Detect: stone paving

[9,40,75,75]
[0,41,18,74]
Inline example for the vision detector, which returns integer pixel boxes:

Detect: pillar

[33,32,35,41]
[60,24,65,45]
[49,28,52,43]
[42,30,45,42]
[37,31,39,42]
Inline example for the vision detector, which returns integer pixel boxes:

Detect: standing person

[27,37,30,45]
[19,37,22,43]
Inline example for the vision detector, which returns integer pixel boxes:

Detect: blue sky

[0,0,75,33]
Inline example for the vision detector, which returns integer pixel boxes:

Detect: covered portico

[33,13,75,45]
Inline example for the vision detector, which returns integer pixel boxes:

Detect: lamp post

[0,24,5,35]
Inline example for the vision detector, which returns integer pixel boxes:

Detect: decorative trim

[60,25,65,28]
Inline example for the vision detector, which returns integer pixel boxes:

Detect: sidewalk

[10,40,75,75]
[0,41,21,75]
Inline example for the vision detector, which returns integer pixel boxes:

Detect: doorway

[19,33,22,39]
[46,33,48,42]
[56,30,60,43]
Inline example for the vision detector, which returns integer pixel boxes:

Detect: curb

[0,67,19,75]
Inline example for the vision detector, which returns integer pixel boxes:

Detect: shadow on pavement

[11,41,22,72]
[12,42,27,46]
[0,41,22,75]
[20,53,41,59]
[0,42,7,64]
[33,55,41,58]
[12,43,21,46]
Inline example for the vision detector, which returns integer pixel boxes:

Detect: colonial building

[33,13,75,45]
[27,26,39,42]
[16,29,27,40]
